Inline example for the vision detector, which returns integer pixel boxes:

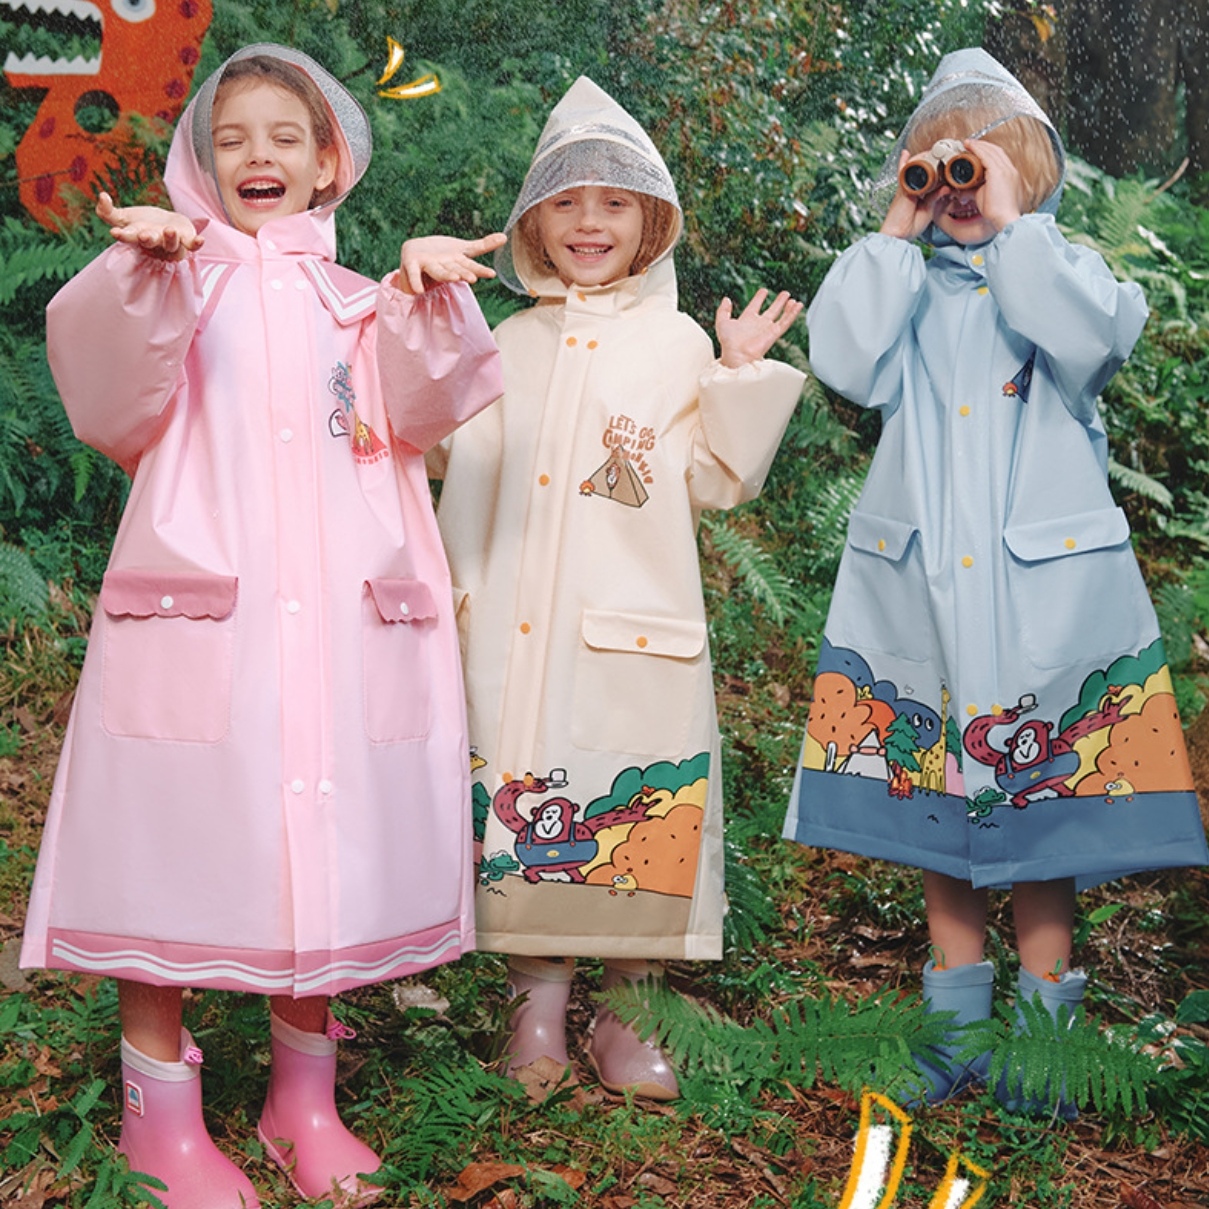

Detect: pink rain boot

[500,947,575,1073]
[586,960,679,1101]
[117,1030,261,1209]
[503,956,575,1073]
[257,1012,383,1206]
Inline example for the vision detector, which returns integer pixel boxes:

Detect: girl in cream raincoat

[21,44,502,1207]
[782,48,1207,1110]
[432,77,804,1098]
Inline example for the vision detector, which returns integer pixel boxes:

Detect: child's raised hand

[397,233,508,295]
[964,138,1025,232]
[880,152,938,241]
[97,192,203,261]
[715,288,803,368]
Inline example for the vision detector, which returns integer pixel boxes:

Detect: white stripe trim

[50,927,465,993]
[301,261,377,322]
[199,262,229,309]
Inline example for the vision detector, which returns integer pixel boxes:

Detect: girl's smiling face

[211,80,336,235]
[929,186,998,246]
[536,186,645,286]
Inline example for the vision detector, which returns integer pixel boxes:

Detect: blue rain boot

[997,966,1088,1121]
[910,960,994,1105]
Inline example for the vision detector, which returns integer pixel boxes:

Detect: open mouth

[238,181,287,201]
[945,198,982,221]
[2,0,103,76]
[568,243,613,257]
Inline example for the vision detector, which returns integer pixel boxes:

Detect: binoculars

[898,139,985,198]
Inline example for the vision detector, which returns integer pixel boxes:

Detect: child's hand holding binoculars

[880,137,1025,241]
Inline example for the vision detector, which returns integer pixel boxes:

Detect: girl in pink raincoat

[20,44,503,1208]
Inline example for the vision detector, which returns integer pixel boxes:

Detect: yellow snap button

[959,405,971,417]
[520,622,531,634]
[972,254,984,267]
[636,636,649,648]
[977,286,989,296]
[991,703,1002,715]
[539,473,550,486]
[962,555,974,568]
[877,539,886,551]
[967,704,978,716]
[1065,537,1076,549]
[576,291,586,302]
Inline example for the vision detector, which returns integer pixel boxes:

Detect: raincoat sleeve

[805,233,927,413]
[46,243,203,473]
[688,358,805,510]
[985,214,1148,424]
[376,278,503,454]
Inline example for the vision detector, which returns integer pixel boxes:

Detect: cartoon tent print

[583,451,649,508]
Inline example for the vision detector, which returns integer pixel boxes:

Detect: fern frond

[0,542,50,625]
[1108,458,1173,509]
[701,515,796,626]
[986,1000,1158,1116]
[721,836,779,953]
[0,240,94,306]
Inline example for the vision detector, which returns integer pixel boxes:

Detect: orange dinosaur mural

[4,0,213,229]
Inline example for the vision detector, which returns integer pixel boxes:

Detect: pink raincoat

[20,45,502,996]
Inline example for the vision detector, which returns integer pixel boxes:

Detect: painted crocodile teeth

[3,51,100,74]
[0,0,102,20]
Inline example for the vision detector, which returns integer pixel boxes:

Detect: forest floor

[1,643,1207,1208]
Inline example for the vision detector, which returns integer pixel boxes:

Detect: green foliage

[0,541,48,626]
[701,514,797,627]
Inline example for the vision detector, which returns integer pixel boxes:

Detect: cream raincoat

[21,45,503,995]
[432,78,804,959]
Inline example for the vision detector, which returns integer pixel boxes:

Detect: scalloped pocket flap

[1003,507,1130,563]
[846,511,918,561]
[100,568,238,619]
[365,577,437,623]
[581,609,706,659]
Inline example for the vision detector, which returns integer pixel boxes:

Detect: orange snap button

[587,340,598,349]
[636,636,649,648]
[520,622,531,634]
[539,474,550,486]
[566,336,577,347]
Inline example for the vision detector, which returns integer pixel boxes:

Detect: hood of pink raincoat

[164,43,371,258]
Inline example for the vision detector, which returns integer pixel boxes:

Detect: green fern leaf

[1108,458,1173,508]
[701,515,796,625]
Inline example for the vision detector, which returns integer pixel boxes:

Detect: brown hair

[516,189,679,285]
[214,55,340,207]
[906,104,1060,213]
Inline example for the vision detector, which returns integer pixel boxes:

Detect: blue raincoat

[782,50,1208,886]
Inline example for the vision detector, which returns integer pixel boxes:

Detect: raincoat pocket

[99,568,237,743]
[1003,507,1152,670]
[829,511,931,663]
[363,577,437,742]
[572,609,708,755]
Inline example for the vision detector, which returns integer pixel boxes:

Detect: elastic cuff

[120,1029,199,1082]
[270,1011,337,1057]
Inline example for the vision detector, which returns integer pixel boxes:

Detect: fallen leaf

[1120,1188,1164,1209]
[512,1054,577,1103]
[445,1161,526,1202]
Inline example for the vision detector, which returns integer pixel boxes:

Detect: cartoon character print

[327,361,388,463]
[480,756,709,896]
[5,0,213,229]
[962,691,1131,808]
[1002,354,1034,402]
[580,412,655,507]
[802,641,950,799]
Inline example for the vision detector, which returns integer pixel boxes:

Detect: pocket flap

[1003,507,1130,563]
[365,577,437,623]
[100,568,238,620]
[846,511,918,561]
[581,609,706,659]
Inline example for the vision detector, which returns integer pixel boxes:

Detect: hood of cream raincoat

[495,75,683,296]
[877,47,1066,246]
[164,43,371,259]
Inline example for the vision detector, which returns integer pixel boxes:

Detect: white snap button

[290,779,305,794]
[287,600,301,614]
[160,595,174,609]
[294,280,306,290]
[271,280,283,291]
[319,780,333,794]
[399,601,410,617]
[280,428,293,443]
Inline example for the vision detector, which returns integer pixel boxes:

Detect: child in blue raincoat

[783,47,1208,1108]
